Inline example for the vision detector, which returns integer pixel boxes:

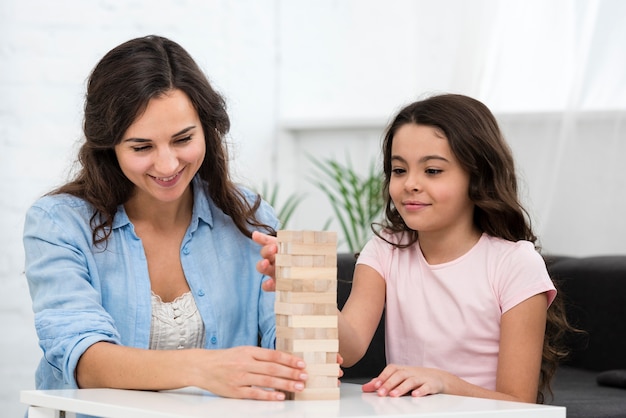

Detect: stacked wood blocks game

[275,230,340,400]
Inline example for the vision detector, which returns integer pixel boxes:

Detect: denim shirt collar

[110,175,214,232]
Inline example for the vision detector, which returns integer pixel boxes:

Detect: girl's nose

[404,174,420,192]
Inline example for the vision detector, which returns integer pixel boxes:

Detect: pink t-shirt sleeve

[495,240,557,313]
[356,235,387,275]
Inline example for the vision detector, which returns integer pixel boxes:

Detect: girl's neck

[418,225,482,265]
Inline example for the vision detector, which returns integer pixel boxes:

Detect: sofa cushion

[551,366,626,417]
[337,252,386,379]
[596,369,626,389]
[545,255,626,371]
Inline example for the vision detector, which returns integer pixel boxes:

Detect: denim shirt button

[182,246,190,255]
[210,336,217,344]
[197,289,205,297]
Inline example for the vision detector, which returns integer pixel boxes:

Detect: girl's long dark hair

[376,94,575,403]
[52,35,274,245]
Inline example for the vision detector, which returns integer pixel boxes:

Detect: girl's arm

[365,292,548,403]
[76,342,308,400]
[253,231,385,368]
[338,264,386,367]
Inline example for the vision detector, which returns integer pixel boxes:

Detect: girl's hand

[195,346,308,400]
[252,231,278,291]
[362,364,449,398]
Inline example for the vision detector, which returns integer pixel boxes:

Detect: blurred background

[1,0,625,416]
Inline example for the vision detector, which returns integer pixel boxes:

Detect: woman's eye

[176,135,192,144]
[132,145,151,152]
[391,168,405,175]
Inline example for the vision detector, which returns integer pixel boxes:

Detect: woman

[23,35,306,401]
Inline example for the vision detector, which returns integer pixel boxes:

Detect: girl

[24,35,307,401]
[255,93,566,403]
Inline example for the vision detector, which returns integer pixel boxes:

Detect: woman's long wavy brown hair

[376,94,575,403]
[51,35,274,245]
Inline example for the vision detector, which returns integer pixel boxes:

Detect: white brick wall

[3,1,625,416]
[1,1,281,416]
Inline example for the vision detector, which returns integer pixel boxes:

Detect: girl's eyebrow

[122,125,196,143]
[391,154,449,164]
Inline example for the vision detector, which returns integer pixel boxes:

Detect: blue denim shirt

[23,176,278,390]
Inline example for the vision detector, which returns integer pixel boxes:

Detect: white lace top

[150,291,206,350]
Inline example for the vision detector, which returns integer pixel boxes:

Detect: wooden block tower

[275,230,340,400]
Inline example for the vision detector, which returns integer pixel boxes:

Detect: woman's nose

[153,148,178,174]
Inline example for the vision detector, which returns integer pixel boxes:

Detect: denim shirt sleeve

[23,197,121,389]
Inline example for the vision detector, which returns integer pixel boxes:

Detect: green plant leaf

[307,155,384,252]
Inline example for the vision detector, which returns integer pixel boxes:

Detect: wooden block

[302,231,316,244]
[293,351,329,364]
[305,362,341,376]
[292,387,340,400]
[287,315,337,328]
[275,301,337,316]
[277,230,337,245]
[277,291,336,304]
[276,338,339,352]
[275,229,339,400]
[283,243,337,256]
[276,326,338,339]
[275,278,336,292]
[277,266,337,280]
[290,339,339,352]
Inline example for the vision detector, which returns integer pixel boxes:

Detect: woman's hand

[361,364,449,398]
[77,342,308,401]
[252,231,278,292]
[193,346,308,400]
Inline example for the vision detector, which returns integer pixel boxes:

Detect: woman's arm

[77,342,308,400]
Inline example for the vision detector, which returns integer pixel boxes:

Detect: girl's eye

[425,168,442,175]
[391,168,406,175]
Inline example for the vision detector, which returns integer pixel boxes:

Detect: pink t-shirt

[356,233,556,390]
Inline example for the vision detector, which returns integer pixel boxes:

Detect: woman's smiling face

[115,89,206,205]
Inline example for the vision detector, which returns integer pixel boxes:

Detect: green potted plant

[308,156,384,254]
[256,181,304,229]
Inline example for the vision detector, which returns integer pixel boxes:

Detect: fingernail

[297,361,306,368]
[295,382,304,390]
[299,373,308,380]
[276,392,285,400]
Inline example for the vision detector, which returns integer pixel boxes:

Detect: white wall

[2,1,625,416]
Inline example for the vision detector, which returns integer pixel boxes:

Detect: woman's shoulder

[29,192,93,214]
[26,193,102,232]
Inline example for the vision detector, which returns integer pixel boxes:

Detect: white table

[21,383,565,418]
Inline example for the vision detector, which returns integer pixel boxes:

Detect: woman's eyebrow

[122,125,197,143]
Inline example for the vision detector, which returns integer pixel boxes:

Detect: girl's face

[115,89,206,206]
[388,123,475,236]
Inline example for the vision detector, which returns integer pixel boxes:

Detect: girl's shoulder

[480,234,544,268]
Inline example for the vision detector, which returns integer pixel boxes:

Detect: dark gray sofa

[336,253,626,418]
